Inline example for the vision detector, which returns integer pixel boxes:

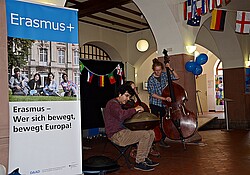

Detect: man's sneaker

[159,139,170,148]
[145,158,159,167]
[134,162,155,171]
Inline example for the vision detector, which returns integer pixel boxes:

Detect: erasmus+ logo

[6,0,78,44]
[10,13,75,32]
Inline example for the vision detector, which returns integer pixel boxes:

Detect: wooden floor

[83,129,250,175]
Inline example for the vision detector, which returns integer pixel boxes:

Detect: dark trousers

[149,104,167,140]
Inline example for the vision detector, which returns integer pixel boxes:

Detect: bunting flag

[87,71,94,83]
[187,0,192,20]
[208,0,215,11]
[187,14,201,26]
[79,61,85,72]
[186,0,201,26]
[99,75,104,87]
[225,0,231,5]
[201,0,208,15]
[108,73,116,84]
[183,0,247,33]
[184,1,187,20]
[196,0,202,16]
[210,9,227,31]
[116,64,123,85]
[235,11,250,34]
[191,0,197,19]
[79,62,120,86]
[216,0,222,7]
[119,68,124,85]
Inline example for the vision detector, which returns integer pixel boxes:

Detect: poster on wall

[215,75,224,111]
[6,1,81,175]
[246,68,250,94]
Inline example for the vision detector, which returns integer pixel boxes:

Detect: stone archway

[85,41,123,61]
[196,17,243,69]
[133,0,184,55]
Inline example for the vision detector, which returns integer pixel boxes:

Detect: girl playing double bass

[147,58,179,148]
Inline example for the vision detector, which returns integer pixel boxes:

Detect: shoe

[134,162,155,171]
[149,146,160,157]
[159,139,170,148]
[145,158,159,167]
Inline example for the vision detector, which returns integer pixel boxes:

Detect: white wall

[136,52,159,106]
[134,0,184,55]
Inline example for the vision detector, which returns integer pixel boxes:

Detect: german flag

[210,9,227,31]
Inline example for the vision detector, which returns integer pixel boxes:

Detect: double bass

[161,49,197,149]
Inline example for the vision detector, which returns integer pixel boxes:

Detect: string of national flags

[183,0,250,34]
[79,60,124,87]
[184,0,231,26]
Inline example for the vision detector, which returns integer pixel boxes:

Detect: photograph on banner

[8,38,80,102]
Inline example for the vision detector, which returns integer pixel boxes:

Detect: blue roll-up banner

[6,1,81,175]
[6,0,78,44]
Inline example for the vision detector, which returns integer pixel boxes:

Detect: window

[24,48,31,61]
[58,50,65,63]
[73,50,79,65]
[81,44,111,60]
[216,61,223,75]
[74,71,80,85]
[39,48,48,62]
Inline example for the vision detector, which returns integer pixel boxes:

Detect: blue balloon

[192,64,203,75]
[185,60,197,72]
[196,53,208,65]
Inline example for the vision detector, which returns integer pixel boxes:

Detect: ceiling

[65,0,150,33]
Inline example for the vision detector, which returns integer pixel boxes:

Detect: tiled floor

[83,129,250,175]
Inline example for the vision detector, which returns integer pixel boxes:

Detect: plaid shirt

[147,72,176,107]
